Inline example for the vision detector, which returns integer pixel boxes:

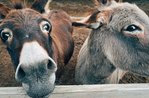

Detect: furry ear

[72,10,102,29]
[72,21,102,29]
[0,3,10,22]
[93,0,120,6]
[31,0,51,13]
[72,9,112,29]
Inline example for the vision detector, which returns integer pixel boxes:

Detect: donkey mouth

[22,82,55,98]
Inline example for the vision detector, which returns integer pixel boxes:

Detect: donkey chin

[22,73,55,98]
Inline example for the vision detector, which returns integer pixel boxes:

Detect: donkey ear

[94,0,119,6]
[72,10,102,29]
[100,0,120,4]
[0,3,10,22]
[93,0,107,6]
[72,22,102,29]
[72,9,112,29]
[114,0,122,2]
[31,0,51,13]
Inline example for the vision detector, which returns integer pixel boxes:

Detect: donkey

[0,0,74,98]
[73,0,149,84]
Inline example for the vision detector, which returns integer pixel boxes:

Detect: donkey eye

[40,21,52,33]
[0,28,13,42]
[123,24,144,37]
[124,24,141,32]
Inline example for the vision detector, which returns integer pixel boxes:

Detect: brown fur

[0,4,10,21]
[47,10,74,64]
[0,0,74,97]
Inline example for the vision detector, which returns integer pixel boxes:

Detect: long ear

[0,3,10,22]
[93,0,120,6]
[72,10,102,29]
[72,9,112,29]
[31,0,51,13]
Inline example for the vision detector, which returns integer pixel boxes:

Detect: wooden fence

[0,84,149,98]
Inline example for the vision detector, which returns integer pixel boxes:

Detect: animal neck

[51,40,59,64]
[85,35,116,82]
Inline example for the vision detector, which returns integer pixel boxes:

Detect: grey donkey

[72,0,149,84]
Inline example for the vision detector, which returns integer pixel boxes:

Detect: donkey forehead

[107,3,149,30]
[0,9,50,43]
[7,8,42,19]
[111,3,149,23]
[1,8,46,28]
[0,8,51,36]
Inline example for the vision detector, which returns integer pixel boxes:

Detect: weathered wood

[0,84,149,98]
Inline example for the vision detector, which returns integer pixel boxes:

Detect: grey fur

[75,1,149,84]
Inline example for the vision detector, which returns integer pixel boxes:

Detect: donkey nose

[15,57,57,82]
[15,64,26,81]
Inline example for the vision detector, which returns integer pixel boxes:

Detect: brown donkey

[0,0,74,98]
[73,0,149,84]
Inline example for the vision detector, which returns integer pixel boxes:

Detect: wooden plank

[0,84,149,98]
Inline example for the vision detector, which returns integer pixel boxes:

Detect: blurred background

[0,0,149,87]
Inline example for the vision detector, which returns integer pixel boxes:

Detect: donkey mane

[11,2,25,9]
[3,0,28,9]
[2,0,48,10]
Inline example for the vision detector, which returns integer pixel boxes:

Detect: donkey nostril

[47,60,53,69]
[16,66,26,81]
[47,57,57,70]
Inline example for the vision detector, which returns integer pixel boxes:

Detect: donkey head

[73,0,149,77]
[0,0,56,98]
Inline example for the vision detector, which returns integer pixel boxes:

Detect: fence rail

[0,84,149,98]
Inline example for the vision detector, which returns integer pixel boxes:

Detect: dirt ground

[0,1,149,87]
